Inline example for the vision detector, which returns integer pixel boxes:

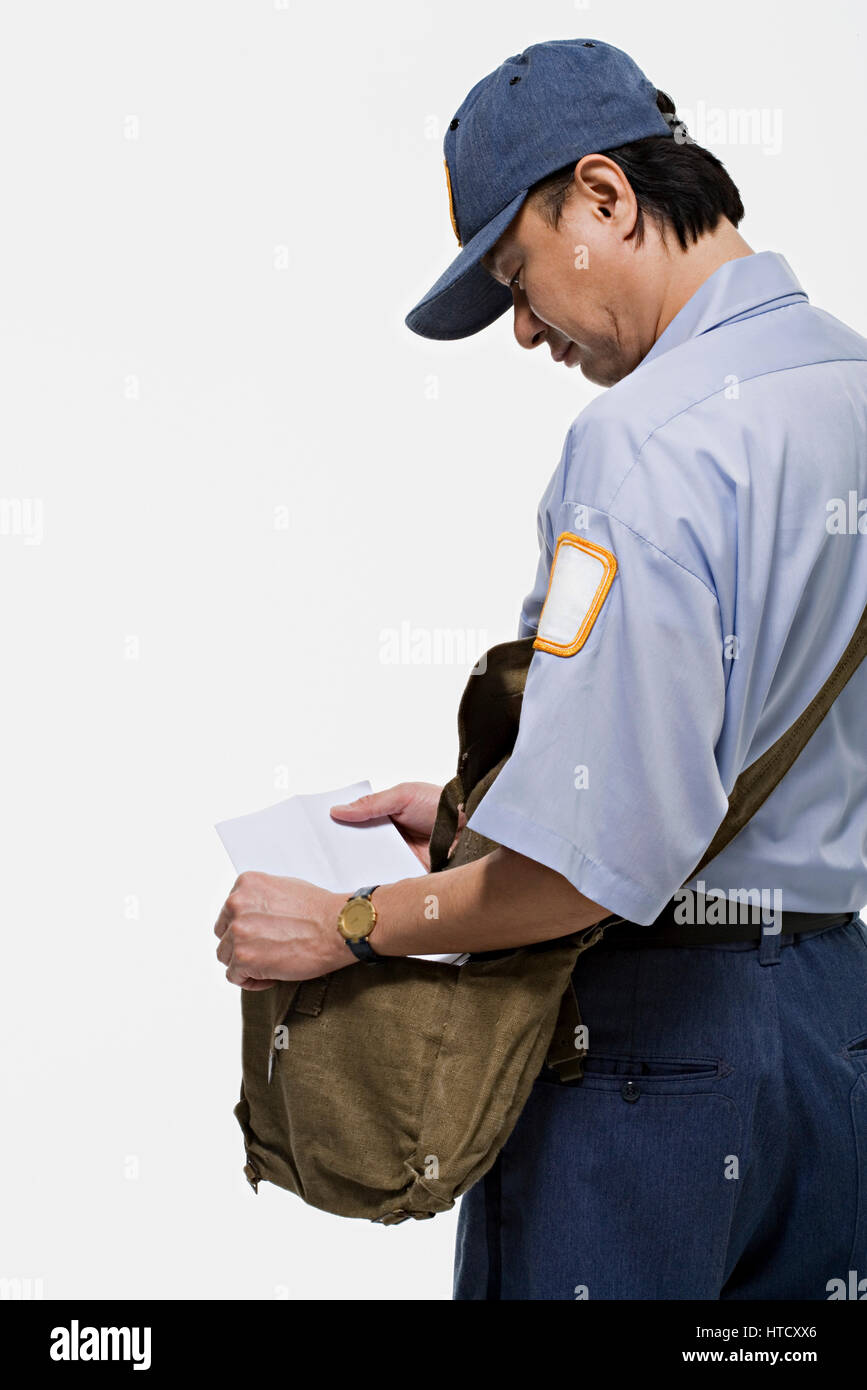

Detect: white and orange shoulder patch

[533,532,617,657]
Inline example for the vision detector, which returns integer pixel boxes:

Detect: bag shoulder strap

[689,595,867,879]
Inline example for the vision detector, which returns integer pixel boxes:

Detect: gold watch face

[338,896,377,942]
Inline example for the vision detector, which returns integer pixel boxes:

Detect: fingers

[214,882,256,938]
[217,914,276,982]
[214,888,243,938]
[213,871,282,938]
[213,872,335,989]
[217,911,276,968]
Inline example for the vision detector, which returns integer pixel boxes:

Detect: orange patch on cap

[444,158,461,247]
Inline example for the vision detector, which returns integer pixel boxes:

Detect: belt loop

[758,921,783,966]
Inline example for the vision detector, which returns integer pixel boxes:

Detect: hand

[214,871,353,988]
[329,782,464,872]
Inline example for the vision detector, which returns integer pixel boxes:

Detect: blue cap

[404,39,673,341]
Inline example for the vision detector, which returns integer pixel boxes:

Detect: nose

[511,288,549,352]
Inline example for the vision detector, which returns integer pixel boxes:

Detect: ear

[571,154,638,234]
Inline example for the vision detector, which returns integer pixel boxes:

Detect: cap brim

[404,188,529,341]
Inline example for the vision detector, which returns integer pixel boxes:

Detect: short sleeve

[465,502,729,925]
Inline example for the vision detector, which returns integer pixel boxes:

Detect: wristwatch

[336,885,385,964]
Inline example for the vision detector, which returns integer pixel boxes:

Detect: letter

[132,1327,151,1371]
[826,497,846,534]
[706,104,727,145]
[849,490,860,534]
[762,898,781,936]
[101,1328,129,1362]
[763,108,783,158]
[23,498,43,546]
[826,1277,846,1299]
[673,889,688,924]
[757,887,782,929]
[378,628,398,664]
[730,887,761,923]
[50,1328,70,1362]
[0,498,21,536]
[79,1327,100,1362]
[410,625,429,665]
[705,890,727,925]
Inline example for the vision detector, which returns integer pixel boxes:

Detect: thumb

[329,790,402,822]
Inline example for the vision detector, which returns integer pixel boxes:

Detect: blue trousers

[453,916,867,1300]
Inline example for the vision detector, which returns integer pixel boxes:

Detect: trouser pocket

[460,1078,743,1299]
[538,1051,727,1088]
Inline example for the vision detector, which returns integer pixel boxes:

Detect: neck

[654,221,754,342]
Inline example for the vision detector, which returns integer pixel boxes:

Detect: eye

[509,269,523,292]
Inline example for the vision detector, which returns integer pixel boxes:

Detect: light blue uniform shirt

[467,251,867,925]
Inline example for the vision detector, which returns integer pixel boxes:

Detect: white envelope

[215,780,468,965]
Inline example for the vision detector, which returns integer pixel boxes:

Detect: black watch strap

[345,885,384,964]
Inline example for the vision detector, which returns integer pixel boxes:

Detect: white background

[1,0,865,1300]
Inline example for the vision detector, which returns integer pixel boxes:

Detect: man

[216,39,867,1299]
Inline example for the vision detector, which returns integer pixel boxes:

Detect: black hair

[528,90,745,250]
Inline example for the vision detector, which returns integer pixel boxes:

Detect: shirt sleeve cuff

[465,800,670,926]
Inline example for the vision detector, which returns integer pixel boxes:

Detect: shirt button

[621,1080,640,1102]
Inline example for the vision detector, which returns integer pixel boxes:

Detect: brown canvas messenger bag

[234,600,867,1225]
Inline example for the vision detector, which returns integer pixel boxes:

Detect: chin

[578,361,608,387]
[583,359,627,388]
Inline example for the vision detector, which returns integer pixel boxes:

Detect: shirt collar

[639,250,808,369]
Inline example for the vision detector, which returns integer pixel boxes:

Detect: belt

[596,900,859,948]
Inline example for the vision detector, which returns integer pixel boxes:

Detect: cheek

[527,275,579,333]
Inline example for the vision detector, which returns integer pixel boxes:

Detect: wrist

[322,889,363,970]
[358,881,402,957]
[332,883,398,964]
